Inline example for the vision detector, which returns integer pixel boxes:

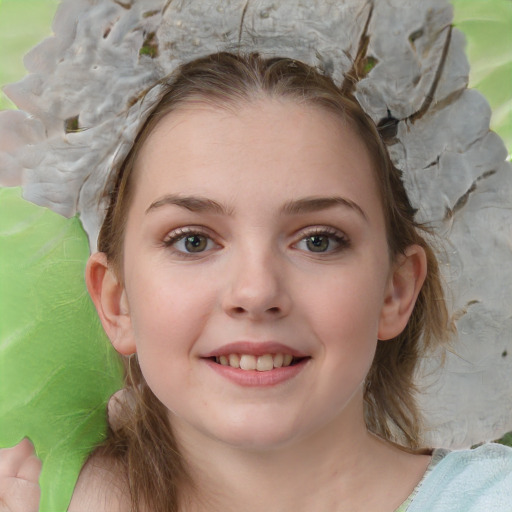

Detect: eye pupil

[306,235,329,252]
[185,235,207,252]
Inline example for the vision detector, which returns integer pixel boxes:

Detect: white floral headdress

[1,0,511,448]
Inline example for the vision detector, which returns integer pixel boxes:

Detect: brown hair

[96,52,450,511]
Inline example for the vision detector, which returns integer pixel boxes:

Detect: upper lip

[201,341,309,358]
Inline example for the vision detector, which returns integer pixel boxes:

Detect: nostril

[229,305,281,315]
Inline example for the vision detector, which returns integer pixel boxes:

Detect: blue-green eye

[305,235,330,252]
[296,229,349,254]
[164,230,216,254]
[180,234,209,253]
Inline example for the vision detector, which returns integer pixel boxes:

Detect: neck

[172,400,414,512]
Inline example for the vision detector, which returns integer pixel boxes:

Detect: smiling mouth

[211,353,307,372]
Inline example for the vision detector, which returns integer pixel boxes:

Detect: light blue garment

[402,443,512,511]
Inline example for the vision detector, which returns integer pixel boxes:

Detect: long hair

[96,52,451,511]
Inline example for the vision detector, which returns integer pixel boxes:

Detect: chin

[206,416,309,452]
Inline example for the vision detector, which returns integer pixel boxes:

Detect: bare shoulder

[68,451,131,512]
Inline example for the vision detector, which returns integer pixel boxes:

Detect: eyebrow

[282,196,368,221]
[146,194,232,215]
[146,194,367,221]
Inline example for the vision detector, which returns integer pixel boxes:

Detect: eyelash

[162,226,350,257]
[162,227,218,257]
[294,226,350,254]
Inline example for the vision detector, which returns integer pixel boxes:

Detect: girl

[1,52,512,512]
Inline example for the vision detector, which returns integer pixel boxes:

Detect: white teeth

[229,354,240,368]
[215,353,298,371]
[273,353,284,368]
[239,354,257,370]
[256,354,274,371]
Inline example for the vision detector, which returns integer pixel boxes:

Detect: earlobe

[85,253,136,355]
[378,245,427,341]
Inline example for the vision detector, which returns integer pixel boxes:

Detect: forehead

[131,98,380,213]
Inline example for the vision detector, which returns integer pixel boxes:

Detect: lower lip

[204,358,309,387]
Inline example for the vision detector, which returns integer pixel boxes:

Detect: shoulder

[438,443,512,483]
[439,442,512,469]
[407,443,512,511]
[67,451,131,512]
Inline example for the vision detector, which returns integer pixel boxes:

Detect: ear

[378,245,427,341]
[85,252,136,355]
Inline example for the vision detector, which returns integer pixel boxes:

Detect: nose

[222,245,292,321]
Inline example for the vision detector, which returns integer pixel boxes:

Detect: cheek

[301,265,387,335]
[297,261,388,378]
[128,269,218,409]
[125,261,218,355]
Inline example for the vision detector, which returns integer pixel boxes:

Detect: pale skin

[0,98,430,512]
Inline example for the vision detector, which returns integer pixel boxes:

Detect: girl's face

[108,99,413,449]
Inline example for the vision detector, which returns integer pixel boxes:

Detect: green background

[0,0,59,109]
[0,4,123,510]
[0,190,124,511]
